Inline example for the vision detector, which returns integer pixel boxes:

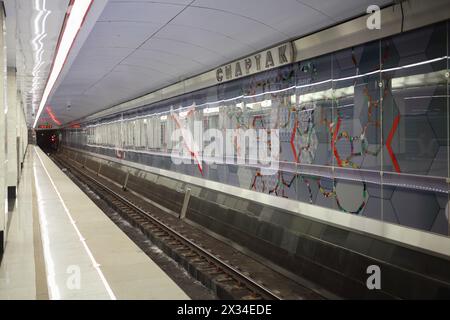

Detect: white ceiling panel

[82,21,162,49]
[142,37,228,63]
[75,46,134,61]
[156,24,254,58]
[172,6,283,47]
[98,1,186,23]
[69,58,122,77]
[52,83,93,97]
[192,0,328,37]
[85,69,166,98]
[114,63,174,83]
[64,47,135,86]
[130,46,206,67]
[115,71,173,93]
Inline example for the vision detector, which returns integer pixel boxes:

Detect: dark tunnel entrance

[36,129,60,154]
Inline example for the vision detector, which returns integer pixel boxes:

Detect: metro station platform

[0,146,189,300]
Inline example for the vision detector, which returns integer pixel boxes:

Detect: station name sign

[38,124,53,129]
[215,42,294,83]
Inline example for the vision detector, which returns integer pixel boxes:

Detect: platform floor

[0,146,189,300]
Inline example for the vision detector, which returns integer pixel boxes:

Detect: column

[17,97,27,171]
[6,67,17,200]
[0,5,6,253]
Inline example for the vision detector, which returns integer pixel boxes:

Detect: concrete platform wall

[0,6,29,254]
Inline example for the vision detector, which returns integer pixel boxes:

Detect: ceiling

[24,0,393,126]
[4,0,68,125]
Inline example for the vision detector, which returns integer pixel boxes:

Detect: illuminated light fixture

[33,0,93,128]
[404,95,448,100]
[46,106,62,125]
[179,110,189,118]
[246,102,255,109]
[391,69,447,89]
[203,107,220,114]
[31,0,50,100]
[290,95,296,104]
[261,99,272,108]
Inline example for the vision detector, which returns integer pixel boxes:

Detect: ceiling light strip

[31,0,50,77]
[33,0,93,128]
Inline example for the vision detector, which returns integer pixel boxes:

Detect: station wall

[62,20,450,237]
[0,7,29,254]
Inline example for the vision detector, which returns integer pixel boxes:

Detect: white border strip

[34,147,116,300]
[66,146,450,258]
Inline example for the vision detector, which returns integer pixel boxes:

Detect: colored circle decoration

[335,180,368,214]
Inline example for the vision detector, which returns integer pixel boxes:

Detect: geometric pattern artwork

[62,21,450,236]
[391,189,440,231]
[363,197,399,224]
[431,194,449,235]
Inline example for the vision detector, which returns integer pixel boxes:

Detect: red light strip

[46,106,62,126]
[331,117,343,167]
[386,114,401,173]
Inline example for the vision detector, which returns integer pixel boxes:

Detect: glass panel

[446,20,449,237]
[381,22,448,234]
[332,40,380,217]
[295,54,334,209]
[242,65,296,199]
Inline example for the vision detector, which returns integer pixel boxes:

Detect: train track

[52,154,282,300]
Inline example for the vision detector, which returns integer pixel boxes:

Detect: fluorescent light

[203,106,220,114]
[290,95,296,104]
[46,106,61,125]
[32,0,50,66]
[179,111,189,118]
[261,99,272,108]
[33,0,93,128]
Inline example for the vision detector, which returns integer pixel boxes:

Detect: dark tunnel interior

[36,130,59,154]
